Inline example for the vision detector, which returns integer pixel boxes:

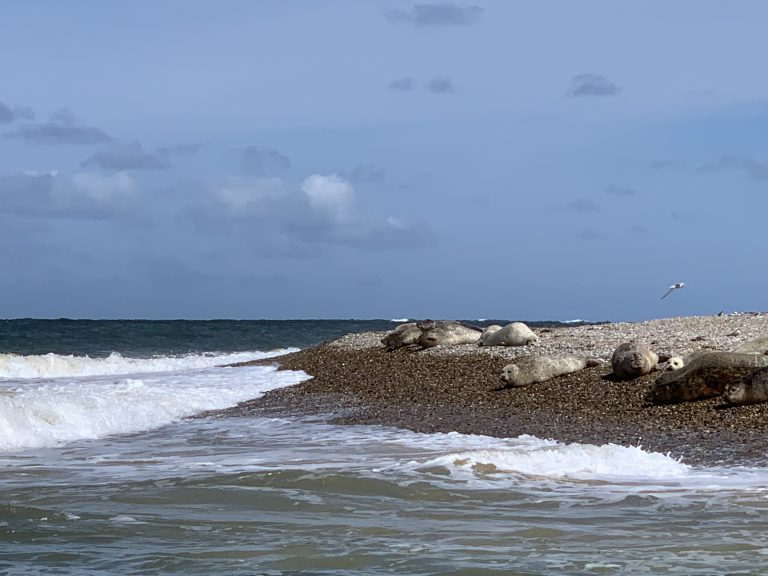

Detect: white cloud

[301,173,355,222]
[199,172,433,252]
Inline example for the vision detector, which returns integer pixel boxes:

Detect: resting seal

[645,352,768,405]
[416,320,482,348]
[382,323,421,351]
[501,355,590,387]
[480,322,539,347]
[724,367,768,406]
[611,341,658,380]
[732,337,768,355]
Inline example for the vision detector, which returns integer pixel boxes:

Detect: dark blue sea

[1,319,767,575]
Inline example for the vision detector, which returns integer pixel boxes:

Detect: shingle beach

[226,314,768,466]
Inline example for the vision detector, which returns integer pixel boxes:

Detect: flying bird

[661,282,685,300]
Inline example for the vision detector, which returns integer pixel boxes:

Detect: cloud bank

[428,76,455,94]
[0,101,34,124]
[604,185,637,196]
[241,146,291,175]
[386,3,484,27]
[653,156,768,181]
[567,74,621,98]
[697,155,768,181]
[389,77,416,92]
[4,108,112,145]
[341,164,386,184]
[0,171,138,220]
[82,142,169,170]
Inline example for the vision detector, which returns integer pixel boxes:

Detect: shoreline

[224,313,768,467]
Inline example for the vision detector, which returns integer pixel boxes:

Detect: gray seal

[645,352,768,406]
[381,323,421,351]
[732,337,768,355]
[611,341,658,380]
[416,321,482,348]
[724,367,768,406]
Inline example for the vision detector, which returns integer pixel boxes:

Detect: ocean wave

[379,432,693,484]
[0,349,297,380]
[381,431,768,491]
[0,364,310,452]
[416,441,690,481]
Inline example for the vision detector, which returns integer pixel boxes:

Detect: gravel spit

[222,314,768,466]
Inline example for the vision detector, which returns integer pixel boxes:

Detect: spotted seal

[645,352,768,406]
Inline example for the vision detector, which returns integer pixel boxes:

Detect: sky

[1,1,767,321]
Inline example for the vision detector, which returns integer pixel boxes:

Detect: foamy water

[5,410,768,495]
[0,349,297,380]
[3,341,768,574]
[4,406,768,575]
[2,351,767,491]
[0,367,768,576]
[0,351,307,451]
[399,436,691,482]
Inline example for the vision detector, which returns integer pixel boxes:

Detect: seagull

[661,282,685,300]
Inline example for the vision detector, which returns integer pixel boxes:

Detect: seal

[656,356,684,372]
[381,322,421,351]
[732,337,768,355]
[479,322,539,347]
[501,355,589,387]
[416,320,482,348]
[645,352,768,405]
[724,366,768,406]
[611,341,658,380]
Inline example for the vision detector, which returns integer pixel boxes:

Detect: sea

[2,319,768,575]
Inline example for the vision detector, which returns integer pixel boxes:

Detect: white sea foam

[384,432,690,483]
[3,413,768,493]
[390,318,409,323]
[0,364,309,452]
[374,431,768,492]
[0,349,296,380]
[417,442,690,481]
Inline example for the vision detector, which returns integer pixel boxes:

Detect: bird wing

[661,287,674,300]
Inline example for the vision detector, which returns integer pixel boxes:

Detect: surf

[0,361,309,452]
[0,349,297,380]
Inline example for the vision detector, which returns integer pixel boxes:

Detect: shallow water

[3,413,768,575]
[2,320,768,574]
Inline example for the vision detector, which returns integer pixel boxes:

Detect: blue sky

[2,1,767,320]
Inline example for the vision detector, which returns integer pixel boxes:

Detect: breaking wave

[0,349,296,380]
